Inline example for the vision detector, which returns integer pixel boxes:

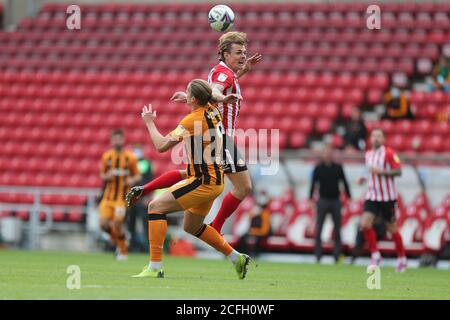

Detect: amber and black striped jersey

[169,103,225,185]
[100,149,139,203]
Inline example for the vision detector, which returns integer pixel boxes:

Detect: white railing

[0,186,101,249]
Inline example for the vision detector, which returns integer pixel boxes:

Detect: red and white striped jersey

[207,61,242,136]
[365,145,402,202]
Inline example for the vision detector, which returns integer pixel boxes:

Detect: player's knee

[100,220,110,232]
[147,200,159,213]
[183,223,199,235]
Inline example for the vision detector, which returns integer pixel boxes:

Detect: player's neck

[373,144,384,151]
[221,61,238,74]
[114,147,123,153]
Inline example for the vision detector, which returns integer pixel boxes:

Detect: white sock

[227,250,240,264]
[149,261,162,270]
[371,252,381,260]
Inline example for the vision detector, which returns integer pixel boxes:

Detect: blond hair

[188,79,216,106]
[218,32,247,62]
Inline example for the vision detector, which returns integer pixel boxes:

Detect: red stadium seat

[289,133,307,149]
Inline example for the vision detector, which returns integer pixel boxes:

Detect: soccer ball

[208,5,235,32]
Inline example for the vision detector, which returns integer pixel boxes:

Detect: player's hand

[141,104,157,124]
[222,93,243,104]
[126,186,144,207]
[357,177,367,185]
[126,176,137,186]
[170,91,187,103]
[243,53,262,72]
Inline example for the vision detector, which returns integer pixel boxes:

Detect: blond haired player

[100,129,141,260]
[128,32,262,235]
[131,79,250,279]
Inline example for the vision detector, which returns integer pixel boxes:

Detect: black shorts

[363,200,397,223]
[222,134,247,174]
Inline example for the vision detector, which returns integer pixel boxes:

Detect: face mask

[256,195,269,207]
[391,88,400,99]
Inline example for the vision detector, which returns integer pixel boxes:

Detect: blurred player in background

[129,32,262,234]
[358,128,407,273]
[130,80,250,279]
[99,129,141,260]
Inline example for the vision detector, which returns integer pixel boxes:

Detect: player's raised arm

[141,104,180,153]
[100,154,113,182]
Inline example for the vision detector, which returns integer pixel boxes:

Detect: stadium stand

[0,2,449,254]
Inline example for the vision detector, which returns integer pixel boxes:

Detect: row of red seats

[0,193,86,205]
[414,106,450,120]
[0,210,84,223]
[25,11,450,31]
[4,29,445,46]
[37,9,448,24]
[0,160,183,187]
[367,120,450,136]
[0,141,173,159]
[386,134,450,153]
[40,2,450,15]
[2,44,438,61]
[0,58,415,75]
[411,91,450,105]
[0,85,366,104]
[0,71,390,90]
[0,113,329,138]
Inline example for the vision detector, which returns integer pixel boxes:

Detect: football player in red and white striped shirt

[129,32,262,234]
[358,128,407,272]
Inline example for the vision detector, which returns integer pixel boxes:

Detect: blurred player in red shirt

[358,128,407,273]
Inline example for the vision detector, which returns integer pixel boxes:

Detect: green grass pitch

[0,250,449,299]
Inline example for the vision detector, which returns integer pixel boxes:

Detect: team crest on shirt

[217,73,228,82]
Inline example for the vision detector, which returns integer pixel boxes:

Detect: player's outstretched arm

[141,104,180,153]
[236,53,262,79]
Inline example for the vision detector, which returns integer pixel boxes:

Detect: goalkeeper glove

[126,186,144,207]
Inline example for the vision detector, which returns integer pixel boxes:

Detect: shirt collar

[219,61,237,77]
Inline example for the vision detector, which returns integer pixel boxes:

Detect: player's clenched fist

[141,104,157,124]
[126,186,144,207]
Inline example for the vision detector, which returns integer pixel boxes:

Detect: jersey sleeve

[128,153,139,176]
[387,149,401,170]
[169,115,194,141]
[210,68,234,91]
[100,153,108,174]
